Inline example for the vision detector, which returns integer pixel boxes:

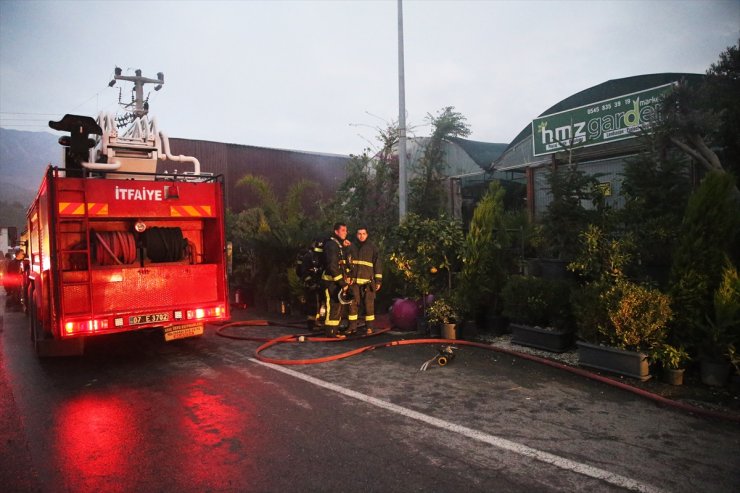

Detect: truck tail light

[63,318,109,336]
[186,305,225,320]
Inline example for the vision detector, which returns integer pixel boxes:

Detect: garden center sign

[532,83,674,156]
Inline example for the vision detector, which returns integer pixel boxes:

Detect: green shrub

[652,344,690,370]
[608,281,672,351]
[501,276,573,330]
[669,171,740,349]
[573,279,671,351]
[457,181,515,320]
[571,280,615,344]
[699,259,740,360]
[387,213,463,298]
[426,298,459,325]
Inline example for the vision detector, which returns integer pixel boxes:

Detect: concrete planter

[510,323,574,353]
[576,341,651,381]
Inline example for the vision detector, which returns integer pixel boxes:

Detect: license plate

[129,312,170,325]
[164,322,204,342]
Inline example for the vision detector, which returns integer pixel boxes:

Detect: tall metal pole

[397,0,407,222]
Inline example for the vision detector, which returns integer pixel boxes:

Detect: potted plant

[456,182,517,334]
[569,226,671,381]
[651,344,690,385]
[501,276,575,352]
[426,298,459,340]
[696,260,739,387]
[388,214,464,333]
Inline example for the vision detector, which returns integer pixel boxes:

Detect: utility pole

[397,0,407,222]
[108,68,164,118]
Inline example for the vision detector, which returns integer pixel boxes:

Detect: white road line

[249,357,664,493]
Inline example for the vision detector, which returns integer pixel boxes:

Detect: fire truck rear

[25,69,229,356]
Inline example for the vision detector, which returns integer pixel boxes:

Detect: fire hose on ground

[215,319,740,424]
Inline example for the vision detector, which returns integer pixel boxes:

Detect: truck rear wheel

[28,288,84,357]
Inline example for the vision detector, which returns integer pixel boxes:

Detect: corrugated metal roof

[447,137,508,169]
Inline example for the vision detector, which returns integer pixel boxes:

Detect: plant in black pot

[696,260,739,387]
[457,181,518,334]
[501,276,575,352]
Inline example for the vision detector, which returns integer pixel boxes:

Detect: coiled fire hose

[94,231,137,265]
[215,320,740,424]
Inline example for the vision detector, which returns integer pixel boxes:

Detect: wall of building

[160,138,349,213]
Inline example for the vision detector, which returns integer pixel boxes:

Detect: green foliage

[608,281,672,351]
[326,124,399,241]
[569,224,671,351]
[409,106,471,218]
[619,141,692,274]
[426,297,459,325]
[501,276,573,330]
[669,171,740,348]
[659,42,739,176]
[652,344,690,370]
[541,164,603,260]
[457,181,517,318]
[227,175,326,307]
[699,259,740,360]
[703,41,740,176]
[571,281,613,344]
[567,224,634,283]
[387,213,463,298]
[572,279,671,351]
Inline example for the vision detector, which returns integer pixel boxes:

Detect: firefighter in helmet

[296,237,326,331]
[321,222,353,338]
[349,226,382,334]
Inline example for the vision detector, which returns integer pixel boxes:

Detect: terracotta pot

[442,323,457,340]
[662,367,685,386]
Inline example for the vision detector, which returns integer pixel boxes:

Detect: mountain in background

[0,128,62,230]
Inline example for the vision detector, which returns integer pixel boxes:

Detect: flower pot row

[510,324,736,386]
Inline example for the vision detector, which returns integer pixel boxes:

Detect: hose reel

[143,227,186,263]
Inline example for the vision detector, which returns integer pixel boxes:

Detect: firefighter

[1,252,11,294]
[4,248,25,309]
[349,227,383,335]
[296,238,326,331]
[321,222,353,338]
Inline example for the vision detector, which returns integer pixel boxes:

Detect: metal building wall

[160,138,348,212]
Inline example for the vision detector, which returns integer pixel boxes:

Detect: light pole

[397,0,407,222]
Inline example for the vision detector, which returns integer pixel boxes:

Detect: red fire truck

[25,70,229,356]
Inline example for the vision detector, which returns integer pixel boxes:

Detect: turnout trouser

[302,285,323,330]
[324,284,345,336]
[351,282,376,329]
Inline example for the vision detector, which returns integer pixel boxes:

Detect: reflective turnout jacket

[349,239,382,286]
[322,235,349,287]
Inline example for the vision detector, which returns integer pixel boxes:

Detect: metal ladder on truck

[55,173,96,327]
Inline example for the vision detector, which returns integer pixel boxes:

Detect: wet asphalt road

[1,300,739,493]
